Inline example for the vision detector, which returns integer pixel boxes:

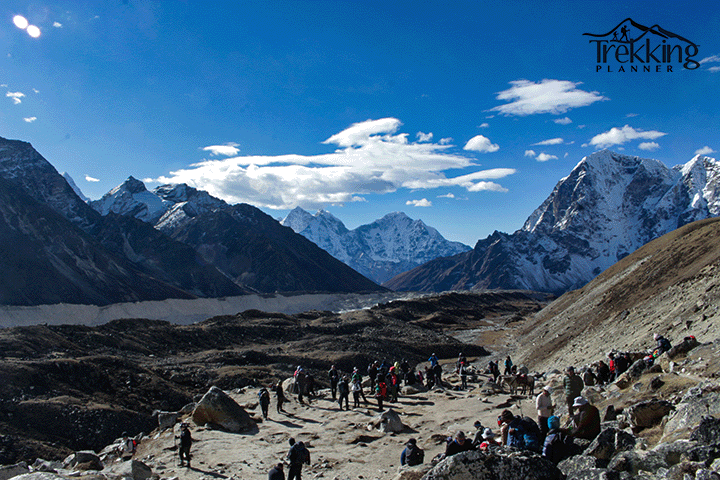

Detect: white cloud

[407,198,432,207]
[53,22,63,28]
[438,193,455,199]
[479,123,490,128]
[638,142,660,151]
[439,137,453,145]
[536,153,558,162]
[6,91,25,104]
[85,175,100,182]
[416,131,433,142]
[532,137,563,146]
[153,118,516,210]
[700,55,720,64]
[553,117,572,125]
[491,79,608,116]
[202,143,240,156]
[626,113,639,118]
[464,135,499,153]
[709,66,720,73]
[564,153,569,158]
[589,125,667,149]
[695,146,715,156]
[524,150,536,157]
[23,116,37,123]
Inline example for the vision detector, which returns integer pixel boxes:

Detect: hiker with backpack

[400,438,424,466]
[499,409,541,452]
[275,382,287,414]
[287,438,310,480]
[268,463,285,480]
[375,374,387,412]
[654,333,672,355]
[542,416,573,464]
[458,361,468,390]
[563,366,584,416]
[259,386,271,420]
[504,356,513,375]
[177,422,193,468]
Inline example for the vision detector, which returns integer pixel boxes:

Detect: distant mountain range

[280,207,470,284]
[0,137,383,306]
[385,150,720,294]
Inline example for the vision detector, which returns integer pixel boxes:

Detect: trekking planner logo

[584,18,699,72]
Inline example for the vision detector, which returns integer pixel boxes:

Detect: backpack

[289,443,309,465]
[508,417,541,452]
[259,388,270,403]
[544,431,573,463]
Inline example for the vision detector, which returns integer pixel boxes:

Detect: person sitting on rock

[478,428,500,450]
[443,430,474,457]
[400,438,424,466]
[471,420,485,447]
[500,409,541,452]
[570,396,601,440]
[268,462,285,480]
[542,416,573,464]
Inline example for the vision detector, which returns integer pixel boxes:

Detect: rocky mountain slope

[515,216,720,372]
[385,150,720,295]
[91,177,385,294]
[281,207,471,284]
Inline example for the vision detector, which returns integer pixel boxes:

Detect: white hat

[543,385,552,393]
[572,396,588,407]
[482,428,495,440]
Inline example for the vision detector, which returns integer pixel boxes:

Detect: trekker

[295,367,307,404]
[471,420,485,447]
[367,362,378,393]
[375,375,386,412]
[351,367,367,404]
[542,416,573,464]
[287,438,310,480]
[328,365,339,401]
[596,361,610,385]
[478,428,500,450]
[563,367,584,416]
[654,333,672,355]
[570,397,601,440]
[388,367,399,402]
[337,374,350,410]
[459,361,468,390]
[444,430,474,457]
[259,386,271,420]
[400,438,424,466]
[582,368,596,387]
[608,353,616,381]
[504,356,513,375]
[615,353,630,376]
[177,422,192,467]
[268,462,285,480]
[500,409,541,452]
[275,382,287,414]
[351,377,362,408]
[536,385,554,438]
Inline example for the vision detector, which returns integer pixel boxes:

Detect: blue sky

[1,1,719,246]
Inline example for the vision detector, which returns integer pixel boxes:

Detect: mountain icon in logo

[583,17,697,46]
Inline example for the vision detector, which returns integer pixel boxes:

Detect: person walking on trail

[287,438,310,480]
[351,377,362,408]
[459,361,468,390]
[375,375,386,412]
[268,463,285,480]
[259,386,271,420]
[504,356,513,375]
[177,422,192,468]
[351,367,367,404]
[563,366,584,416]
[275,382,287,414]
[337,374,350,410]
[536,385,554,439]
[328,365,339,401]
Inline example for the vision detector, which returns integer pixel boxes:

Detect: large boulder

[626,359,647,381]
[626,399,674,429]
[690,416,720,446]
[368,409,405,433]
[422,450,560,480]
[584,428,636,461]
[557,455,599,477]
[391,464,432,480]
[155,410,179,431]
[62,451,102,471]
[652,439,699,465]
[191,386,256,433]
[606,449,668,475]
[0,462,28,480]
[661,387,720,443]
[101,459,152,480]
[667,336,700,359]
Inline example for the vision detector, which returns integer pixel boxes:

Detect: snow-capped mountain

[385,150,720,294]
[281,207,471,284]
[91,178,385,294]
[61,172,90,202]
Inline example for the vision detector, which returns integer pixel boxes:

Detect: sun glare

[13,15,29,29]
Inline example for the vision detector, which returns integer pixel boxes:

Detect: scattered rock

[661,389,720,443]
[0,462,29,480]
[155,410,179,431]
[627,399,674,429]
[191,386,256,433]
[607,449,668,475]
[690,415,720,445]
[368,409,405,433]
[557,455,599,477]
[101,459,153,480]
[62,451,102,471]
[668,336,700,359]
[584,428,636,461]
